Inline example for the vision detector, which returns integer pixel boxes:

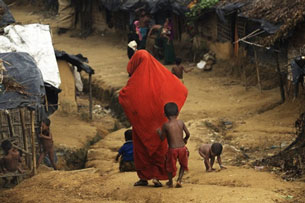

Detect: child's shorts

[119,160,135,172]
[166,146,189,173]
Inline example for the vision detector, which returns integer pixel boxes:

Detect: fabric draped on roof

[98,0,191,15]
[55,50,95,75]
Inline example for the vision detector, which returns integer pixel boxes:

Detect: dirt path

[1,5,305,203]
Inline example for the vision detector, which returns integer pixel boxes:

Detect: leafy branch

[186,0,219,18]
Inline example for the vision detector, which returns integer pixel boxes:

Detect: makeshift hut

[189,0,305,100]
[91,0,190,38]
[55,50,95,118]
[0,52,45,181]
[0,23,62,115]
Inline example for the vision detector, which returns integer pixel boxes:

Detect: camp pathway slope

[4,5,305,203]
[85,124,304,203]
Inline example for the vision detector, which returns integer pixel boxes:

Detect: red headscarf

[119,50,188,180]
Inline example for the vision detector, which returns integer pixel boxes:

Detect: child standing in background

[37,118,57,170]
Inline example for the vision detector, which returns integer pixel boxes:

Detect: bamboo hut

[0,52,45,183]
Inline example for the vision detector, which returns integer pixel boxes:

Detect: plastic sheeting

[55,50,95,74]
[98,0,191,15]
[216,2,246,24]
[215,2,282,35]
[0,0,15,28]
[0,24,61,89]
[0,52,45,110]
[148,0,190,15]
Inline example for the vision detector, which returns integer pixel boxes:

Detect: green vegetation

[186,0,219,18]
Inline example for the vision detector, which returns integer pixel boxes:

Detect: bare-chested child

[198,143,227,172]
[171,58,193,82]
[37,118,57,170]
[157,102,190,188]
[0,140,23,187]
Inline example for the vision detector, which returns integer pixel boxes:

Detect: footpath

[0,6,304,203]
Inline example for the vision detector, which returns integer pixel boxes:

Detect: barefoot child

[0,140,23,187]
[171,58,193,83]
[158,102,190,188]
[115,129,135,172]
[37,118,57,170]
[198,143,227,172]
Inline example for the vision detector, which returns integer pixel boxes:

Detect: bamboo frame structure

[253,47,262,92]
[0,108,41,180]
[31,110,36,175]
[89,73,93,120]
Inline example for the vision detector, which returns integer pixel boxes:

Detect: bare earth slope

[1,5,305,203]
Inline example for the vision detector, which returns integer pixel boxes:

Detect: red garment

[166,146,189,174]
[119,50,188,180]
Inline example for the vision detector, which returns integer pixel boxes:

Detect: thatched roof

[217,0,305,45]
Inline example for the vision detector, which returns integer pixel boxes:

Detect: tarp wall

[0,52,45,109]
[98,0,191,15]
[0,0,15,27]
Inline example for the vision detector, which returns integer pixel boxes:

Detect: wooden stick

[275,52,286,103]
[12,144,32,156]
[89,74,93,120]
[253,47,262,92]
[0,112,3,140]
[45,95,49,112]
[31,111,37,175]
[5,110,15,137]
[19,108,30,168]
[0,172,30,178]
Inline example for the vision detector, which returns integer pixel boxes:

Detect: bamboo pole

[45,95,49,113]
[253,47,262,92]
[0,172,30,178]
[0,112,3,140]
[30,111,37,175]
[6,110,15,137]
[12,144,32,156]
[89,73,93,120]
[275,52,286,103]
[19,108,30,168]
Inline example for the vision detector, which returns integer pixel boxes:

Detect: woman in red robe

[119,50,188,186]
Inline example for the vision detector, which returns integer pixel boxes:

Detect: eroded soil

[1,5,305,203]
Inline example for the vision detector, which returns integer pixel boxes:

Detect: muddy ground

[1,5,305,203]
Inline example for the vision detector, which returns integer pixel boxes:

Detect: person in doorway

[37,119,57,170]
[171,58,193,83]
[291,53,305,100]
[198,143,227,172]
[148,18,176,64]
[119,50,188,187]
[157,102,190,188]
[115,129,135,172]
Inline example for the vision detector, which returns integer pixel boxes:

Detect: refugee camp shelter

[0,23,62,115]
[55,50,95,116]
[91,0,190,37]
[192,0,305,62]
[0,52,45,179]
